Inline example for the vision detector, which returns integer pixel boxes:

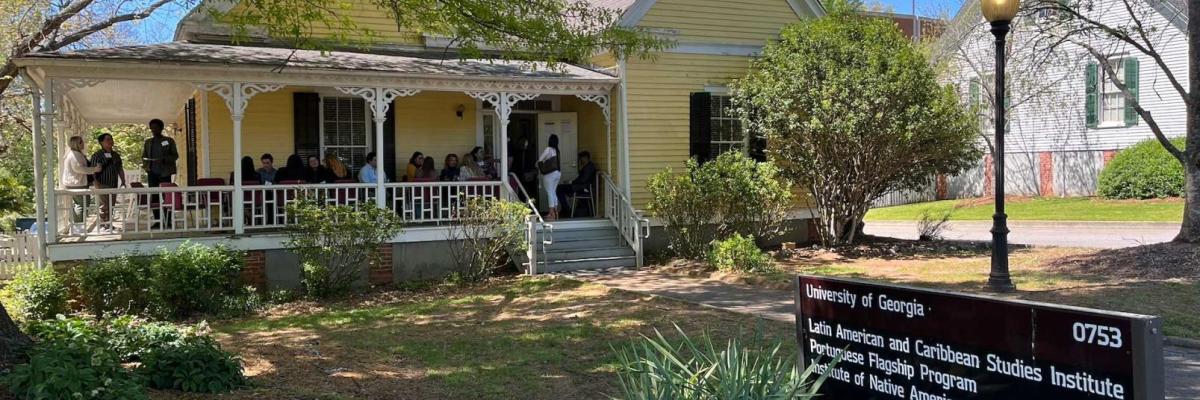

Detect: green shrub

[446,198,530,282]
[136,336,245,393]
[25,315,189,362]
[647,152,793,259]
[1098,138,1187,199]
[708,234,774,274]
[6,268,69,321]
[149,242,244,319]
[1,341,147,400]
[287,200,404,298]
[614,325,831,399]
[73,256,153,318]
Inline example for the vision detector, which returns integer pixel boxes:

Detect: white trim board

[667,43,763,57]
[621,0,820,27]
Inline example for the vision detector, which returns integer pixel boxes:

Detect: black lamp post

[982,0,1019,293]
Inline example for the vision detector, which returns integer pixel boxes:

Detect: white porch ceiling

[67,80,196,124]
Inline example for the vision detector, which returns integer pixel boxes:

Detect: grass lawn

[864,197,1184,222]
[153,277,795,400]
[687,242,1199,339]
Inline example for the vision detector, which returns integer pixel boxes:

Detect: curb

[1166,336,1200,350]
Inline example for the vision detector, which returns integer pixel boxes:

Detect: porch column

[42,79,57,244]
[465,92,539,195]
[195,82,283,234]
[28,81,46,266]
[575,94,613,176]
[335,87,420,209]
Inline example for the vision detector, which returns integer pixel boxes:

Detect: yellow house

[13,0,823,284]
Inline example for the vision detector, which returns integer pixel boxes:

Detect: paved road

[565,268,1200,399]
[865,220,1179,248]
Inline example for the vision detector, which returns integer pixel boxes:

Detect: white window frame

[1098,58,1126,126]
[319,95,374,172]
[708,92,748,156]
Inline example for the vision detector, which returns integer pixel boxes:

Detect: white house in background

[934,0,1188,198]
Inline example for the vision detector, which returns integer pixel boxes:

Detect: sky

[130,0,968,45]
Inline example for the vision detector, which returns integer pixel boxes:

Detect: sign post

[795,275,1164,400]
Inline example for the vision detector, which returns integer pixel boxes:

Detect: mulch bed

[1044,241,1200,281]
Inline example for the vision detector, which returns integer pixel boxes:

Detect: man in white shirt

[359,152,386,183]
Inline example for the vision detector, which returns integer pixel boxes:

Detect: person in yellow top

[405,152,424,182]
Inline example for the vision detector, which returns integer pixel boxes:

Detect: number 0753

[1072,322,1123,348]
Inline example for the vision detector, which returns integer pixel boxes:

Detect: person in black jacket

[556,151,597,217]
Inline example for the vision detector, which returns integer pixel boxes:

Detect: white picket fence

[0,233,39,280]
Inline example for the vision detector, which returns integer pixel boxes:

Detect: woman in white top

[61,136,99,232]
[537,134,562,220]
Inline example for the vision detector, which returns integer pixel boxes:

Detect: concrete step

[542,236,626,251]
[544,246,635,261]
[527,255,637,273]
[536,227,621,242]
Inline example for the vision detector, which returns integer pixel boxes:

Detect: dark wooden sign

[795,275,1164,400]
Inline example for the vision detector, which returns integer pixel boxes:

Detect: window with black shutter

[691,92,762,163]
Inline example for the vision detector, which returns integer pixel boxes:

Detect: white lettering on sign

[877,294,927,318]
[806,284,857,308]
[1050,366,1126,399]
[914,340,981,369]
[919,364,978,393]
[836,324,887,348]
[1072,322,1124,349]
[909,386,956,400]
[870,373,906,397]
[986,354,1044,382]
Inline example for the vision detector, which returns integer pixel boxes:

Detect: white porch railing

[507,173,553,274]
[601,172,650,267]
[51,180,505,240]
[0,233,38,280]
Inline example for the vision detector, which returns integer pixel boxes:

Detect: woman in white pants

[538,134,562,220]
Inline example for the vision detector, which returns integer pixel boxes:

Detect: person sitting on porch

[305,155,327,184]
[417,156,436,180]
[439,154,462,181]
[277,154,306,183]
[324,154,350,182]
[405,152,424,182]
[359,152,386,183]
[90,133,125,232]
[538,134,562,221]
[62,135,100,235]
[229,156,258,184]
[461,152,484,180]
[556,150,596,217]
[256,153,277,184]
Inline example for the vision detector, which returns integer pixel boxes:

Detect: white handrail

[600,172,649,267]
[508,173,553,274]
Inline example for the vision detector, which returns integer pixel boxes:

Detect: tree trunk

[1183,0,1200,243]
[1178,162,1200,243]
[0,302,32,369]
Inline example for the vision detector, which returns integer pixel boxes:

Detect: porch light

[981,0,1020,22]
[456,104,466,119]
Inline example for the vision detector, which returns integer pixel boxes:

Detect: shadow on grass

[164,277,795,400]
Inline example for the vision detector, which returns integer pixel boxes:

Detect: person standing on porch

[140,119,177,228]
[61,135,99,235]
[537,134,562,221]
[90,133,125,232]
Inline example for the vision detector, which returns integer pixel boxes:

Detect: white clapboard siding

[872,177,938,208]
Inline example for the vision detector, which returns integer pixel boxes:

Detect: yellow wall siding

[623,53,754,206]
[638,0,800,46]
[231,0,422,46]
[393,92,478,172]
[560,95,614,178]
[205,88,298,181]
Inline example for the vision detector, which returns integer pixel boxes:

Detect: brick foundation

[1103,150,1118,166]
[1038,152,1054,197]
[983,155,994,196]
[369,244,394,286]
[241,250,267,288]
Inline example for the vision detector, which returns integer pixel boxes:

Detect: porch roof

[18,42,617,82]
[16,41,619,124]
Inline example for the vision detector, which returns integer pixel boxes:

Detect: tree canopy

[733,1,981,245]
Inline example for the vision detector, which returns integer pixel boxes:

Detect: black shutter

[383,104,397,181]
[293,93,321,159]
[184,98,198,184]
[689,92,712,163]
[749,132,767,162]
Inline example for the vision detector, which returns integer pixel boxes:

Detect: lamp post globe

[983,0,1019,293]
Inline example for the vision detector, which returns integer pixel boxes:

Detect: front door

[537,112,578,210]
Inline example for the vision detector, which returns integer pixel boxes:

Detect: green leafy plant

[445,198,530,283]
[135,336,245,393]
[286,199,404,298]
[72,256,154,318]
[708,234,774,274]
[1,341,147,400]
[1098,137,1187,199]
[149,243,244,319]
[614,324,833,399]
[647,152,793,259]
[5,268,69,322]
